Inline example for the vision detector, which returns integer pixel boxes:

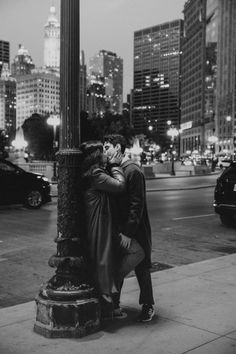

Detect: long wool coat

[112,160,152,267]
[83,166,125,295]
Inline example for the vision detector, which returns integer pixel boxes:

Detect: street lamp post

[167,126,179,176]
[34,0,100,338]
[208,135,218,171]
[47,113,60,181]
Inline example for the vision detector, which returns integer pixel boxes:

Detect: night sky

[0,0,186,97]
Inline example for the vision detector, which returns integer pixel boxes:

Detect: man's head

[103,134,127,159]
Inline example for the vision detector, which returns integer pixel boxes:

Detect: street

[0,174,236,308]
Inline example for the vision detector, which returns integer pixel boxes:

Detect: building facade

[215,0,236,157]
[11,44,35,77]
[180,0,206,155]
[181,0,236,158]
[43,5,60,70]
[89,50,123,114]
[16,69,60,128]
[132,20,183,140]
[0,64,16,139]
[0,40,10,76]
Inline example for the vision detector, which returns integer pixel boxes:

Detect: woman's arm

[92,167,125,193]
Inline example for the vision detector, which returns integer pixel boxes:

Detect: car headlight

[37,175,49,182]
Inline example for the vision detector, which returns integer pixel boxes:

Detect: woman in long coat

[80,140,125,307]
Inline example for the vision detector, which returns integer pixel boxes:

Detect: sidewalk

[1,254,236,354]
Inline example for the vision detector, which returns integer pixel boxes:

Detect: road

[1,173,236,308]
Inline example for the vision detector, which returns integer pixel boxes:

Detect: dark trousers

[113,245,154,308]
[135,261,154,305]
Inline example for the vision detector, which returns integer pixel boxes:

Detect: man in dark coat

[104,134,155,322]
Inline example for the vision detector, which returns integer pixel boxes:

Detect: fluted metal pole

[34,0,100,338]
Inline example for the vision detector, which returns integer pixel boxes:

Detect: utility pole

[34,0,100,338]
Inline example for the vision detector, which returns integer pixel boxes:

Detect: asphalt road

[1,173,236,308]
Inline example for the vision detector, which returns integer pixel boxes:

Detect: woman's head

[80,140,104,177]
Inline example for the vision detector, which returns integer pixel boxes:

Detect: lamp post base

[34,294,100,338]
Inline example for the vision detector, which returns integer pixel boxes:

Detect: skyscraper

[11,44,35,77]
[0,40,10,76]
[215,0,236,156]
[16,68,60,128]
[43,5,60,69]
[133,20,183,137]
[89,50,123,114]
[0,64,16,139]
[181,0,236,157]
[181,0,206,155]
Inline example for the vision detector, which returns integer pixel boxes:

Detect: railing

[16,161,55,181]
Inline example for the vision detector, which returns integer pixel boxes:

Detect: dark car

[213,161,236,226]
[0,158,51,209]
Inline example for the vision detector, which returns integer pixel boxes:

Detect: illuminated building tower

[11,44,35,77]
[87,74,106,118]
[133,20,183,137]
[0,64,16,140]
[215,0,236,157]
[181,0,236,157]
[43,5,60,69]
[0,40,10,76]
[89,50,123,114]
[181,0,207,155]
[16,68,60,128]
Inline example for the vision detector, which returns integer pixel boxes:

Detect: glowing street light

[167,126,179,176]
[47,113,60,181]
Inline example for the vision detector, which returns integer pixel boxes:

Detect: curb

[146,184,215,192]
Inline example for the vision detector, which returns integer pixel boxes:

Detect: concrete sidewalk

[1,254,236,354]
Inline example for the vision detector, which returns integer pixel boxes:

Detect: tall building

[181,0,236,157]
[132,20,183,137]
[215,0,236,156]
[16,68,60,128]
[89,50,123,114]
[0,40,10,76]
[181,0,206,155]
[0,64,16,139]
[11,44,35,77]
[43,5,60,69]
[87,75,106,118]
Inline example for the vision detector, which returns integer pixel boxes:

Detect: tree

[22,113,53,160]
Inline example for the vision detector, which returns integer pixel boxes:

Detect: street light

[47,113,60,181]
[167,126,179,176]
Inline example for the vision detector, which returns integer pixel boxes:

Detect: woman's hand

[108,151,123,166]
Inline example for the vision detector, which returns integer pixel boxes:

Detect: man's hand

[119,233,131,249]
[108,151,123,166]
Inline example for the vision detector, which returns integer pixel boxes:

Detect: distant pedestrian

[104,134,155,322]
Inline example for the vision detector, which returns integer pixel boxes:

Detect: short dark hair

[103,134,127,154]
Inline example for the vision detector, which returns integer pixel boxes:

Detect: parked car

[213,161,236,226]
[0,158,51,209]
[217,158,232,169]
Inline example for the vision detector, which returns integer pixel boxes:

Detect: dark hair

[80,140,104,178]
[103,134,127,154]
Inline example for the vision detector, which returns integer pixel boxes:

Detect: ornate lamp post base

[34,294,100,338]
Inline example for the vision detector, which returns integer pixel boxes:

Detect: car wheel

[220,214,234,227]
[24,190,43,209]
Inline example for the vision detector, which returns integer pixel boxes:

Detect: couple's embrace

[80,134,155,322]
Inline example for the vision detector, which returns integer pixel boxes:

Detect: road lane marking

[173,213,215,220]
